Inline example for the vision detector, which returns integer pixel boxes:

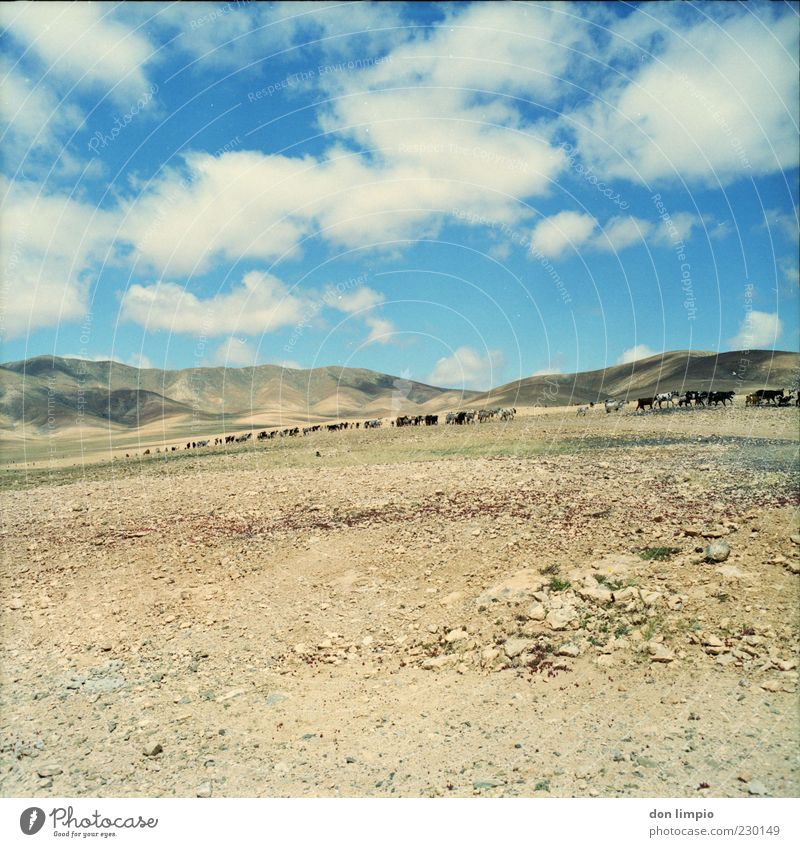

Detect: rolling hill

[0,349,797,433]
[471,349,800,408]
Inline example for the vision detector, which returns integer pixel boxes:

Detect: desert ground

[1,403,798,798]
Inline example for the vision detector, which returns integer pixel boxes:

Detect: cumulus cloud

[530,212,704,258]
[730,310,783,349]
[427,346,503,390]
[2,2,157,101]
[363,316,397,346]
[617,344,657,365]
[0,179,119,340]
[530,212,597,259]
[120,271,309,335]
[571,7,799,184]
[213,336,258,367]
[327,285,384,314]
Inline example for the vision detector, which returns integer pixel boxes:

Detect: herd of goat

[579,387,798,416]
[133,390,795,457]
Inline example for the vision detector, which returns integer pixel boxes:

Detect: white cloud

[2,2,157,101]
[617,344,657,365]
[128,352,153,369]
[762,209,799,241]
[532,367,563,376]
[327,285,384,314]
[571,7,799,184]
[363,316,397,346]
[120,271,309,335]
[529,212,704,259]
[427,346,503,390]
[0,61,85,169]
[0,179,118,340]
[213,336,258,367]
[530,212,597,259]
[730,310,784,349]
[595,216,650,252]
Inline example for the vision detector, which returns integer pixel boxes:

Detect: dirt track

[1,405,798,797]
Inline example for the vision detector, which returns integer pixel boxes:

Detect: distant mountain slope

[0,357,479,431]
[472,350,800,407]
[1,350,796,432]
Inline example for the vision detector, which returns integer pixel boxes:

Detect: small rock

[747,780,768,796]
[648,643,675,663]
[142,742,163,758]
[8,598,24,610]
[36,764,62,778]
[525,603,547,621]
[473,778,502,790]
[421,655,455,671]
[196,781,212,798]
[557,643,581,658]
[444,629,468,644]
[760,679,781,692]
[545,609,573,631]
[704,541,730,563]
[504,637,534,658]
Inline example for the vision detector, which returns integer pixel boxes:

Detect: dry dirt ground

[1,405,798,798]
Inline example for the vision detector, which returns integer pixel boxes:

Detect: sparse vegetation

[639,546,680,561]
[548,576,571,592]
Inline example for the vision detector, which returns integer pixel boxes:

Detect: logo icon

[20,807,45,835]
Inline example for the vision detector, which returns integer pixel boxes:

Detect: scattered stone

[747,781,768,796]
[421,655,455,671]
[545,609,573,631]
[142,742,163,758]
[648,643,675,663]
[473,778,502,790]
[525,603,547,621]
[556,643,581,658]
[704,541,730,563]
[476,569,545,606]
[504,638,534,659]
[196,781,212,798]
[36,764,62,778]
[8,598,24,610]
[760,680,781,692]
[444,629,468,644]
[265,692,290,707]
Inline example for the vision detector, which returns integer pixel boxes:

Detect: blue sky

[1,1,797,389]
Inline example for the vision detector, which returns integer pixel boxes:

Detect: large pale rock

[476,569,545,606]
[504,638,535,658]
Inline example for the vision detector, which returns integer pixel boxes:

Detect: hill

[472,349,800,407]
[0,357,478,432]
[1,349,797,433]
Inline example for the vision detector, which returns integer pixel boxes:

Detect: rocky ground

[1,405,798,797]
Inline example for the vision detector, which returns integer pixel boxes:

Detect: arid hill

[0,357,478,432]
[472,349,800,407]
[1,349,797,432]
